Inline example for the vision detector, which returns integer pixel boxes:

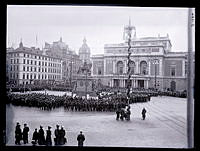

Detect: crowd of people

[7,93,150,112]
[15,122,85,147]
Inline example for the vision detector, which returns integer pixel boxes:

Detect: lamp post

[153,59,159,90]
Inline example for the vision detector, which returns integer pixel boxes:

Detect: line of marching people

[15,123,85,147]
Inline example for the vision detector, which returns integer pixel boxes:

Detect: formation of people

[15,123,85,147]
[7,93,150,112]
[115,106,147,121]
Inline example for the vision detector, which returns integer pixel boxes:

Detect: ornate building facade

[6,41,63,85]
[91,22,189,91]
[44,37,82,84]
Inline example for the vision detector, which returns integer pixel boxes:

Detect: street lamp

[152,59,159,90]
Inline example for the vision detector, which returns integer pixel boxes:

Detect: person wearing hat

[77,131,85,147]
[15,122,22,145]
[54,125,60,145]
[46,126,52,146]
[32,128,39,146]
[38,126,45,145]
[22,123,29,144]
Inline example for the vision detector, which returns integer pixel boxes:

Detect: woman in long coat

[46,126,52,146]
[38,126,45,145]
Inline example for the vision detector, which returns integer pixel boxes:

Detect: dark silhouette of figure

[22,123,29,144]
[32,128,39,146]
[116,108,120,120]
[126,106,131,121]
[54,125,60,145]
[77,131,85,147]
[38,126,45,145]
[59,126,66,145]
[120,108,125,121]
[46,126,52,146]
[15,122,22,145]
[142,108,147,120]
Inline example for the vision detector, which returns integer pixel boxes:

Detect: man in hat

[38,126,45,145]
[54,125,60,145]
[77,131,85,147]
[46,126,52,146]
[15,122,22,145]
[22,123,29,144]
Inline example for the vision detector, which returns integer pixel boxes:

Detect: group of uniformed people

[7,93,151,112]
[15,122,85,146]
[15,123,29,145]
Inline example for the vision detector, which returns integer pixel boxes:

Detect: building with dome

[79,37,91,64]
[44,37,82,85]
[91,21,192,92]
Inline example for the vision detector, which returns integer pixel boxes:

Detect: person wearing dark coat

[120,108,125,121]
[38,126,45,145]
[32,128,39,145]
[54,125,60,145]
[46,126,52,146]
[77,131,85,147]
[116,108,120,120]
[142,107,147,120]
[59,126,66,145]
[15,122,22,145]
[22,123,29,144]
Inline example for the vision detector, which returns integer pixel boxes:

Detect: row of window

[10,59,19,64]
[22,73,61,80]
[23,53,61,62]
[10,73,18,79]
[23,66,61,73]
[9,53,19,57]
[10,65,19,71]
[23,59,61,67]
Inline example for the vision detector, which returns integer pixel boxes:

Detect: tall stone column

[124,60,127,74]
[148,61,151,75]
[113,60,116,74]
[104,59,106,75]
[91,61,94,76]
[136,60,139,74]
[182,59,185,77]
[159,58,162,76]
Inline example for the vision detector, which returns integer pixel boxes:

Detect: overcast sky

[7,5,189,55]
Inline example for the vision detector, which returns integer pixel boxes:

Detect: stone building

[91,22,191,92]
[6,41,62,85]
[44,37,82,85]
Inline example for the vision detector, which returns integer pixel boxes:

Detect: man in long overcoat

[77,131,85,147]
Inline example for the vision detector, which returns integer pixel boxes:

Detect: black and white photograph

[4,4,195,148]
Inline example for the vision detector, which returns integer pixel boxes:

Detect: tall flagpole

[124,18,134,106]
[187,8,194,148]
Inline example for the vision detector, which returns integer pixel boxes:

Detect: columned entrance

[138,80,144,88]
[170,81,176,92]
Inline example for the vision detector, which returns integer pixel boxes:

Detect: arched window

[140,61,148,75]
[117,61,124,75]
[129,61,135,75]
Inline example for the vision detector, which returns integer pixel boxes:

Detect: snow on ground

[6,91,187,148]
